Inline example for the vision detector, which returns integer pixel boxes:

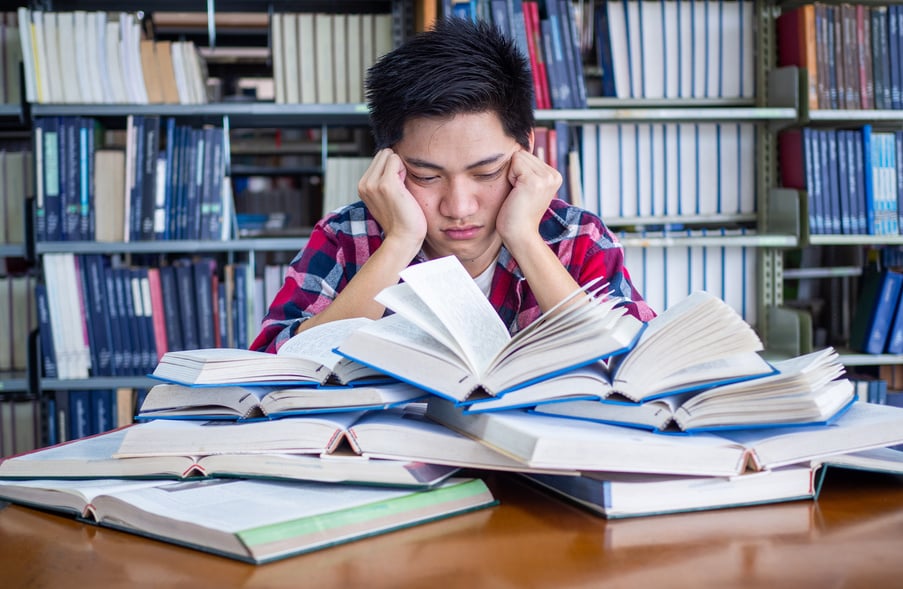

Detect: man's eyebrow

[403,153,507,171]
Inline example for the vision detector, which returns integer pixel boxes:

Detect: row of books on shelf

[271,12,392,105]
[38,253,262,380]
[34,116,230,243]
[0,394,40,459]
[473,0,588,109]
[0,150,31,246]
[780,126,903,236]
[2,255,903,561]
[16,8,208,105]
[778,3,903,111]
[849,266,903,354]
[0,13,22,105]
[0,273,34,373]
[620,229,757,327]
[594,0,755,100]
[579,123,756,221]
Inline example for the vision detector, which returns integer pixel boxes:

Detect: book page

[397,257,509,376]
[277,317,374,370]
[375,283,471,370]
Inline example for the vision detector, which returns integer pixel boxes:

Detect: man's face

[393,111,522,276]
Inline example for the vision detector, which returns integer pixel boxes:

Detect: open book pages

[0,477,497,564]
[532,347,854,432]
[0,426,459,488]
[609,290,773,402]
[523,464,817,519]
[136,381,427,421]
[150,317,385,387]
[336,255,644,402]
[276,317,387,384]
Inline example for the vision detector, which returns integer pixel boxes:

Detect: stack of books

[2,256,903,563]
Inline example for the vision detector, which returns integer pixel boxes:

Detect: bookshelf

[0,0,835,453]
[767,0,903,383]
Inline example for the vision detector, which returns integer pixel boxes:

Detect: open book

[426,397,903,476]
[335,256,645,403]
[0,477,496,564]
[106,407,577,476]
[0,426,459,488]
[450,291,775,414]
[136,381,427,421]
[532,348,854,432]
[523,465,818,519]
[150,318,387,386]
[605,290,775,402]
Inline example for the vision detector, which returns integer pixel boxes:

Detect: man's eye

[476,169,504,180]
[410,174,437,183]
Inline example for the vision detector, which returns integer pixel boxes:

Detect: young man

[251,17,654,353]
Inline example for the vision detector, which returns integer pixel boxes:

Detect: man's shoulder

[318,201,380,233]
[541,198,606,240]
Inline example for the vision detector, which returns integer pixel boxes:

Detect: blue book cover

[852,129,867,233]
[850,268,903,354]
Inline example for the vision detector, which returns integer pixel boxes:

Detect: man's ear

[527,128,535,154]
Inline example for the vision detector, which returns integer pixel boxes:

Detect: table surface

[1,469,902,589]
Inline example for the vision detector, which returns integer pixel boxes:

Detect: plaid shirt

[251,199,656,353]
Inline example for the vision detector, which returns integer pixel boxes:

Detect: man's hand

[358,148,428,253]
[497,149,562,253]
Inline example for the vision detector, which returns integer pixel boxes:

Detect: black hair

[365,17,535,150]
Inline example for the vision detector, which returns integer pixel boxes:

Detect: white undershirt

[472,258,497,297]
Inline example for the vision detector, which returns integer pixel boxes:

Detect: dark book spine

[34,283,58,379]
[82,254,114,376]
[102,263,125,375]
[174,259,201,350]
[193,258,218,349]
[158,265,184,352]
[139,116,160,240]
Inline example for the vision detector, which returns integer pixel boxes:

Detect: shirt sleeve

[570,211,657,322]
[249,219,348,353]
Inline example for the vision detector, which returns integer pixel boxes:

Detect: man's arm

[497,149,585,312]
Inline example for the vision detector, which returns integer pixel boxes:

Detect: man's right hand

[358,148,427,253]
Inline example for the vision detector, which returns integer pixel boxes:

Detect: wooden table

[1,469,902,588]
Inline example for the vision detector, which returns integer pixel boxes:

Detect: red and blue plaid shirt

[251,198,656,353]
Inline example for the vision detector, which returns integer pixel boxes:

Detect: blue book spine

[862,125,877,234]
[91,390,115,434]
[896,131,903,233]
[158,265,184,352]
[34,283,58,379]
[826,130,842,234]
[594,2,616,97]
[67,390,94,440]
[82,254,114,376]
[102,264,125,375]
[851,269,903,354]
[836,129,851,234]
